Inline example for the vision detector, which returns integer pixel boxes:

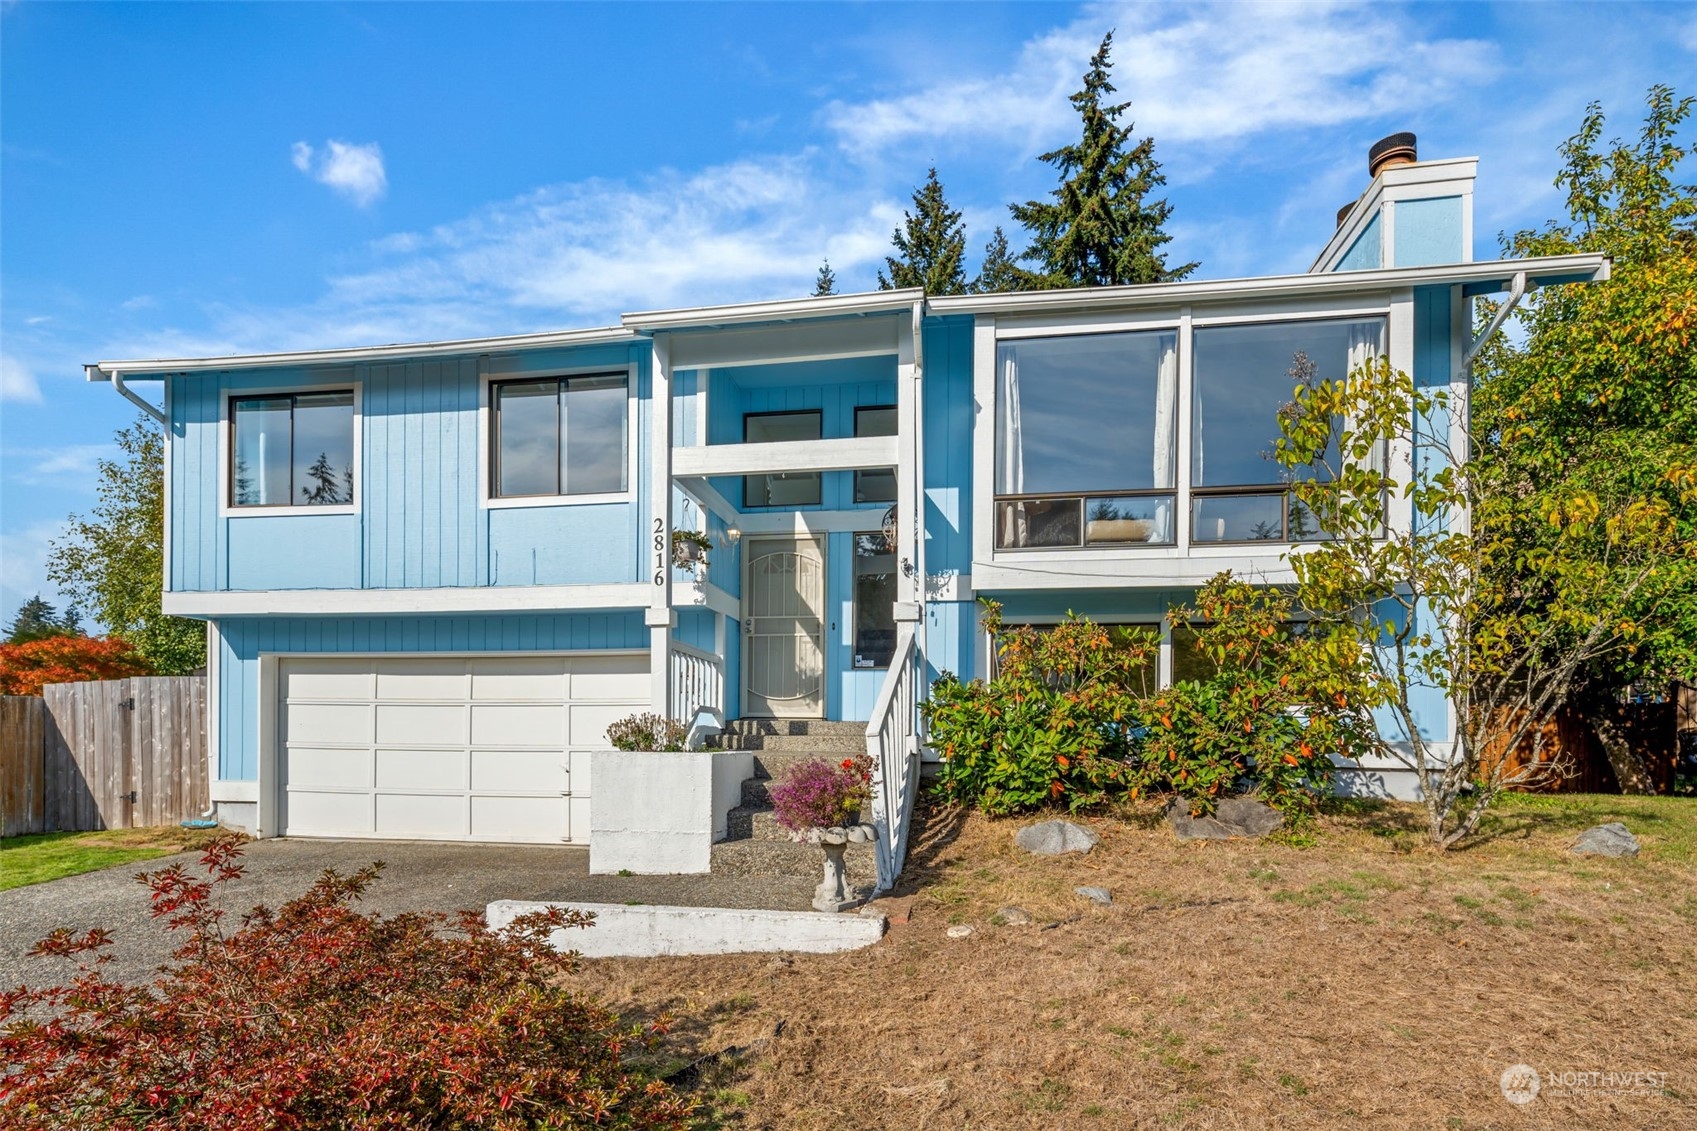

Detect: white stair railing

[669,641,724,725]
[866,624,922,894]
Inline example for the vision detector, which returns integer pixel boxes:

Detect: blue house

[88,138,1606,882]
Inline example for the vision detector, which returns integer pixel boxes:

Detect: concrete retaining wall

[487,899,887,957]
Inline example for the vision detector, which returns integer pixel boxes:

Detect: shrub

[924,606,1154,814]
[769,756,872,832]
[0,635,152,696]
[1139,574,1376,815]
[0,838,697,1130]
[605,712,689,752]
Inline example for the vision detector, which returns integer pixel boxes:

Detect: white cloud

[120,295,157,311]
[825,1,1498,157]
[0,354,42,402]
[10,444,115,486]
[291,139,388,207]
[0,520,71,626]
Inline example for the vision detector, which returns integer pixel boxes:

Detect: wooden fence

[1,676,208,836]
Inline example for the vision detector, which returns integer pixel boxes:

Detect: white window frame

[218,371,362,518]
[480,359,640,510]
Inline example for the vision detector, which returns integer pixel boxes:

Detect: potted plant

[670,529,712,572]
[768,755,875,912]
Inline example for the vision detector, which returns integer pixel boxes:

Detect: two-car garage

[277,654,648,843]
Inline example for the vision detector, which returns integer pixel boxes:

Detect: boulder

[946,924,975,939]
[995,906,1034,926]
[1169,797,1284,841]
[1571,822,1639,858]
[1014,819,1100,856]
[1074,886,1113,906]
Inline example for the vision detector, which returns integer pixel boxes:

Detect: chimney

[1368,131,1418,178]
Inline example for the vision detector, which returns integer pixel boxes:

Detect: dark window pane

[853,533,897,668]
[744,411,821,507]
[1084,496,1176,545]
[1192,494,1285,542]
[995,330,1178,495]
[1191,318,1384,488]
[563,375,627,494]
[292,392,355,505]
[995,498,1081,549]
[232,397,293,506]
[496,381,559,497]
[854,405,897,503]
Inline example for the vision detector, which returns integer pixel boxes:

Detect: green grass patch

[0,830,180,891]
[1487,793,1697,865]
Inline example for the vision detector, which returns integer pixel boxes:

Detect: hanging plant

[881,505,898,553]
[670,529,712,571]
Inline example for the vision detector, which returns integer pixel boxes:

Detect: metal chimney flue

[1368,132,1418,178]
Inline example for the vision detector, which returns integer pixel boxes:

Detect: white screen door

[743,536,826,718]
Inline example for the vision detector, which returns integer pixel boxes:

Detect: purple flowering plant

[768,755,873,833]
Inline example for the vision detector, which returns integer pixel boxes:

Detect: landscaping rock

[1571,822,1639,858]
[1014,819,1100,856]
[1074,886,1112,906]
[995,906,1034,926]
[1169,797,1284,841]
[946,925,975,939]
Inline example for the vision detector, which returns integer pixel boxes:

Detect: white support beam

[734,509,894,536]
[650,336,675,716]
[665,318,899,370]
[672,435,898,478]
[894,306,920,617]
[162,583,656,618]
[674,477,741,524]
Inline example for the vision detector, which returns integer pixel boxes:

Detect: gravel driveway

[2,837,817,988]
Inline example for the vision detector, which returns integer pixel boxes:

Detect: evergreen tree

[5,595,79,644]
[1010,31,1196,287]
[813,259,838,297]
[971,226,1029,293]
[301,451,346,505]
[878,167,968,295]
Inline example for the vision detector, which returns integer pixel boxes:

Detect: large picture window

[744,410,822,507]
[853,405,897,504]
[492,373,628,499]
[852,533,897,668]
[1191,318,1384,542]
[231,391,355,508]
[994,330,1178,549]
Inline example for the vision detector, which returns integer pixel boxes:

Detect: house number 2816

[653,518,666,586]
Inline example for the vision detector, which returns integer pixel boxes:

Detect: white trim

[88,325,638,378]
[1174,306,1194,556]
[666,318,901,369]
[675,477,739,524]
[675,580,739,619]
[623,288,923,331]
[672,435,898,478]
[217,373,363,518]
[735,508,901,536]
[924,571,972,603]
[211,779,258,803]
[1381,199,1396,268]
[929,254,1605,317]
[974,555,1302,590]
[1311,157,1479,273]
[650,336,674,717]
[162,375,174,592]
[163,583,653,617]
[205,619,221,790]
[257,655,279,837]
[480,360,640,509]
[971,314,997,574]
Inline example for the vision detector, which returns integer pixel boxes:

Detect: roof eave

[622,288,925,332]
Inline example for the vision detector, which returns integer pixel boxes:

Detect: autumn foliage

[0,838,697,1130]
[0,635,152,697]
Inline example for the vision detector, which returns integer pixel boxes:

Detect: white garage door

[279,654,648,843]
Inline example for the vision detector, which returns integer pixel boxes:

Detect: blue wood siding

[1394,196,1464,267]
[924,600,978,686]
[214,611,647,781]
[167,342,650,595]
[1337,213,1381,271]
[922,316,974,577]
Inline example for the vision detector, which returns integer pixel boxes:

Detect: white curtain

[1152,337,1178,540]
[1346,321,1386,475]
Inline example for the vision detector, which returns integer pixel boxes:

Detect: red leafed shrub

[0,635,152,696]
[0,838,698,1130]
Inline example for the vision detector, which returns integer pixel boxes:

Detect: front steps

[710,720,877,894]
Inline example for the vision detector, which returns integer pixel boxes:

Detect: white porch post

[648,334,675,716]
[894,302,924,627]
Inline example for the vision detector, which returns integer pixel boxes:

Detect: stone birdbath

[798,823,874,912]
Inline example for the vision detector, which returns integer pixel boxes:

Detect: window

[994,330,1178,549]
[852,533,897,668]
[743,410,822,507]
[854,405,897,504]
[1191,318,1384,542]
[492,373,628,499]
[231,391,355,508]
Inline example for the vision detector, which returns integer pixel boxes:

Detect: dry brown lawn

[576,795,1697,1130]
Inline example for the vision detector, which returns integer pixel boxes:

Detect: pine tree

[878,167,968,295]
[5,595,79,644]
[813,259,838,297]
[301,452,346,505]
[971,226,1029,293]
[1010,31,1196,288]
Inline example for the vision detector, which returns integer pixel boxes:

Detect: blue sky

[3,1,1693,622]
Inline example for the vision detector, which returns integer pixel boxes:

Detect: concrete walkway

[1,838,820,988]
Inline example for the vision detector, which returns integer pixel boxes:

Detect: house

[87,135,1607,885]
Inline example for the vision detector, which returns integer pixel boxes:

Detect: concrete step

[727,719,866,738]
[723,803,793,843]
[739,769,874,806]
[709,838,877,888]
[721,732,868,754]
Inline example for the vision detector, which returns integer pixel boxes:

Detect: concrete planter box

[589,748,752,874]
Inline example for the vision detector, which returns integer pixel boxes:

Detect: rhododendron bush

[0,635,151,697]
[0,839,697,1130]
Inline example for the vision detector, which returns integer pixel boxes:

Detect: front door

[743,535,826,718]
